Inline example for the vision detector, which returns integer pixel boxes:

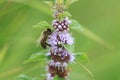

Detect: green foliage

[54,76,65,80]
[0,0,119,80]
[24,45,89,65]
[62,43,88,63]
[65,0,78,8]
[24,50,48,64]
[16,74,38,80]
[70,0,78,4]
[75,52,89,63]
[32,21,50,29]
[64,11,72,17]
[58,11,72,18]
[43,1,53,8]
[43,0,78,9]
[70,20,84,31]
[63,44,74,53]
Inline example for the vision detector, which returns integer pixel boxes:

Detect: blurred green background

[0,0,120,80]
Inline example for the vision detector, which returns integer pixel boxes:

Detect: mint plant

[24,0,91,80]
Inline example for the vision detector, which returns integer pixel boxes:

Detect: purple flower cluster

[45,17,75,80]
[48,31,74,46]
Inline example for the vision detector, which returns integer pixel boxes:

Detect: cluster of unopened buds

[52,17,71,32]
[45,16,75,80]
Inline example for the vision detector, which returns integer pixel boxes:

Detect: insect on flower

[38,28,53,49]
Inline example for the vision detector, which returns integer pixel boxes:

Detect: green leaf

[65,0,78,8]
[64,11,72,17]
[43,1,53,8]
[54,76,65,80]
[32,21,50,28]
[16,74,38,80]
[64,44,74,53]
[70,0,78,4]
[16,74,31,80]
[24,50,48,64]
[59,11,72,17]
[57,11,71,20]
[70,20,84,31]
[75,52,89,63]
[46,55,51,60]
[55,0,64,4]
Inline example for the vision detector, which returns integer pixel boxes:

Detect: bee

[38,28,52,49]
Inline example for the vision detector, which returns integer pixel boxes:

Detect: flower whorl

[45,17,75,80]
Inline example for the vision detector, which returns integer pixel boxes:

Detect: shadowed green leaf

[54,76,65,80]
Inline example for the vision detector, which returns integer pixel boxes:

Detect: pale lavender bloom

[48,31,74,46]
[47,31,58,46]
[69,54,75,62]
[49,60,67,71]
[59,31,74,45]
[50,45,70,60]
[46,73,53,80]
